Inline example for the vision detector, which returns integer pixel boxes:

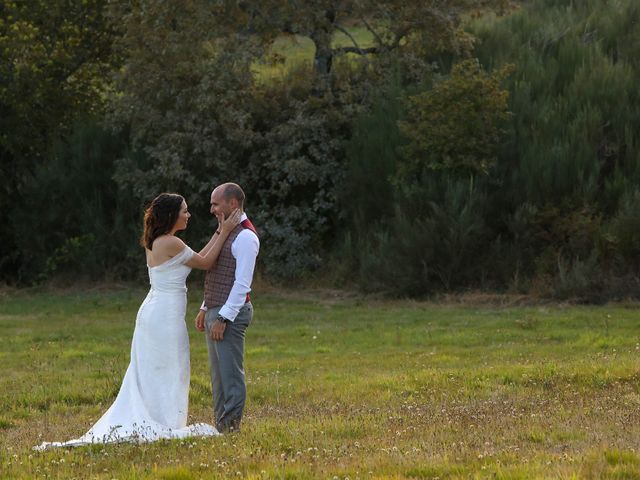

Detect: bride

[35,193,241,449]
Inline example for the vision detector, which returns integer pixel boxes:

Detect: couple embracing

[36,182,259,449]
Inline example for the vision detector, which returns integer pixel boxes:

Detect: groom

[195,182,260,433]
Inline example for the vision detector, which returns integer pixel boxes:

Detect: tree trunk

[310,29,333,77]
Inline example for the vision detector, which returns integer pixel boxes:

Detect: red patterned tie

[241,218,258,235]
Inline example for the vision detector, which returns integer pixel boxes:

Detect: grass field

[1,286,640,479]
[253,28,374,81]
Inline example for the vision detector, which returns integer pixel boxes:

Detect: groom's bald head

[210,182,245,218]
[219,183,245,209]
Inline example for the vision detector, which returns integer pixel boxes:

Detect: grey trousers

[204,303,252,432]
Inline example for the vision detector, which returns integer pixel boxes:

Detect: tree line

[2,0,640,301]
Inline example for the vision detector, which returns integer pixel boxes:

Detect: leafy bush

[10,120,140,283]
[342,81,404,242]
[245,73,353,277]
[343,59,508,295]
[398,59,512,177]
[341,0,640,299]
[550,252,602,302]
[605,190,640,269]
[352,173,491,295]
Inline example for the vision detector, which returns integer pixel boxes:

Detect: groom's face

[210,187,233,219]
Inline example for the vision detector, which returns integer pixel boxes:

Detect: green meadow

[253,28,374,80]
[1,287,640,479]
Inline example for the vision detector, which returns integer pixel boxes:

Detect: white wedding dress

[35,246,218,450]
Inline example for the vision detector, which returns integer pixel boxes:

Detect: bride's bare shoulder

[151,235,186,255]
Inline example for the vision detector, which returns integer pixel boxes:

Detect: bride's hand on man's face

[215,212,225,230]
[221,209,242,233]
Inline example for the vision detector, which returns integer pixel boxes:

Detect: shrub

[355,174,491,295]
[342,0,640,299]
[10,120,140,282]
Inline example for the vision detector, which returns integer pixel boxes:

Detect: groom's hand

[195,310,206,331]
[210,320,226,341]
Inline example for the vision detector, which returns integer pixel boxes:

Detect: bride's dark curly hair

[140,193,185,250]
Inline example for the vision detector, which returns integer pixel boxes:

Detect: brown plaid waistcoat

[204,223,246,308]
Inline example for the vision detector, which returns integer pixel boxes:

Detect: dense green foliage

[11,121,141,281]
[344,0,640,299]
[398,59,513,177]
[0,0,119,280]
[109,2,359,276]
[103,0,498,280]
[3,0,496,283]
[3,0,640,300]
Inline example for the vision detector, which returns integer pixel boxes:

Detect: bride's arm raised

[197,211,227,257]
[186,210,242,270]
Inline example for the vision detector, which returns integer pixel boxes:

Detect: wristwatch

[216,314,229,324]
